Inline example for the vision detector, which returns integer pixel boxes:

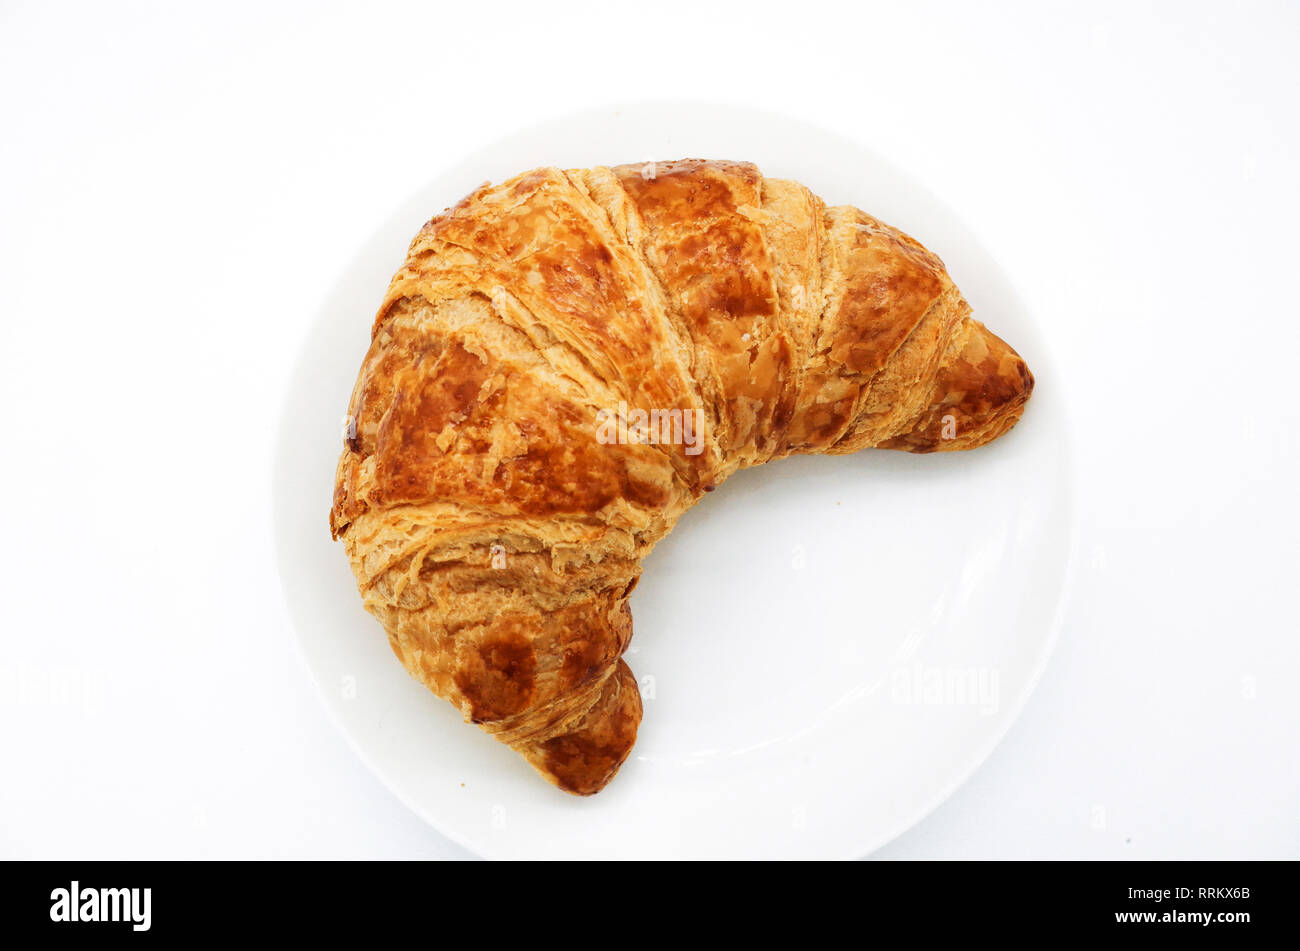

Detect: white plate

[273,102,1074,859]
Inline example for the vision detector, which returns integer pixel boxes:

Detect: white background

[1,0,1296,859]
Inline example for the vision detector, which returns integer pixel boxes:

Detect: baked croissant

[330,159,1033,795]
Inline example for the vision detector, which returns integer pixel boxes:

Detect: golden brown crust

[330,159,1033,794]
[611,160,791,463]
[519,659,643,796]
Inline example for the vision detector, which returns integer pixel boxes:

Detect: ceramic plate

[274,102,1074,859]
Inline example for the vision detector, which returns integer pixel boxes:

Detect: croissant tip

[526,660,643,796]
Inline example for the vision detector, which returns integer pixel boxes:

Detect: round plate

[274,102,1074,859]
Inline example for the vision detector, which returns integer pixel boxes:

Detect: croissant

[330,159,1033,795]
